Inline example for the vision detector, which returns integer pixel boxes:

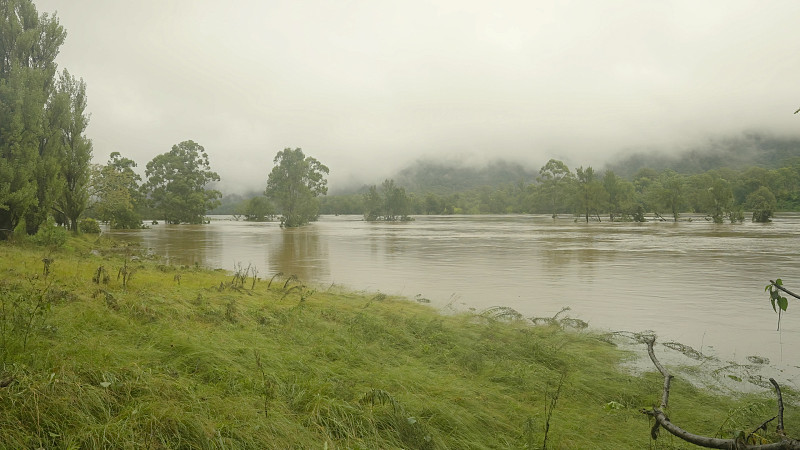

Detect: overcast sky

[35,0,800,193]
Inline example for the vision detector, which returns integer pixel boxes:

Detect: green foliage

[685,173,734,223]
[265,148,329,227]
[143,140,222,224]
[51,69,93,233]
[0,1,68,236]
[655,170,685,221]
[0,274,57,363]
[602,170,637,221]
[747,186,777,222]
[324,157,800,221]
[538,159,574,218]
[363,179,412,221]
[91,152,143,229]
[766,279,791,331]
[240,195,274,222]
[78,218,100,234]
[574,166,608,222]
[30,217,68,248]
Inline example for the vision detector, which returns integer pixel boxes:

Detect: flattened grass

[0,236,796,448]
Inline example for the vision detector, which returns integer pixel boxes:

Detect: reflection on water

[107,214,800,382]
[270,227,329,283]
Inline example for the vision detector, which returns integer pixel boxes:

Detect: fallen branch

[641,337,800,449]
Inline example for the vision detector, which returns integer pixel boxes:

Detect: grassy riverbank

[0,236,796,448]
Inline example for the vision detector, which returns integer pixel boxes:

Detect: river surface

[107,214,800,384]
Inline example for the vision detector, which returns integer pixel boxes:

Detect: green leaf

[771,298,777,313]
[776,278,783,286]
[778,296,788,312]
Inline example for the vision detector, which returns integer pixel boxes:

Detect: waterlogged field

[108,214,800,385]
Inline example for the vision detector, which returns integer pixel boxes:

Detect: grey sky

[35,0,800,193]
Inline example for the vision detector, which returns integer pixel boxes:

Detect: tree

[143,140,221,224]
[265,148,329,227]
[602,170,636,221]
[746,186,777,223]
[51,69,92,233]
[574,166,608,222]
[0,2,67,236]
[91,152,143,229]
[242,196,274,222]
[656,170,685,222]
[363,179,412,221]
[538,159,573,218]
[363,185,383,221]
[423,193,444,215]
[707,177,734,223]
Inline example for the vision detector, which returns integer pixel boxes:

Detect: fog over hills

[605,132,800,178]
[32,0,800,196]
[322,132,800,195]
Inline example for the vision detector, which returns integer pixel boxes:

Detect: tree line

[321,158,800,223]
[0,1,333,235]
[3,1,796,233]
[0,2,218,235]
[48,142,327,231]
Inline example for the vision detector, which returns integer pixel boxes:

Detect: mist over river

[107,214,800,384]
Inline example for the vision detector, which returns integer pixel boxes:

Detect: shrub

[79,218,102,234]
[30,217,68,248]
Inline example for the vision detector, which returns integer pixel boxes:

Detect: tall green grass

[0,236,795,448]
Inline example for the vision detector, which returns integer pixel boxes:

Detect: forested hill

[391,159,539,194]
[605,132,800,178]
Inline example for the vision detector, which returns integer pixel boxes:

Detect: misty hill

[388,159,539,195]
[606,132,800,178]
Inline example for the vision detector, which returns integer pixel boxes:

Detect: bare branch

[642,337,800,449]
[644,336,672,410]
[770,378,785,437]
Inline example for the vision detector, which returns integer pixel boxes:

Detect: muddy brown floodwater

[107,213,800,384]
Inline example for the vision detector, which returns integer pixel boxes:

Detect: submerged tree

[265,148,329,227]
[656,170,685,222]
[574,166,608,222]
[747,186,777,223]
[363,179,412,221]
[143,140,221,224]
[241,196,275,222]
[602,170,636,221]
[538,159,573,218]
[91,152,143,229]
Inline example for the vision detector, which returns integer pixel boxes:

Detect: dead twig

[641,337,800,449]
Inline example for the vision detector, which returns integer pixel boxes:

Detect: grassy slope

[0,237,796,449]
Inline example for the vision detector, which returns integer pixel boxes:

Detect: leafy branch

[766,279,799,331]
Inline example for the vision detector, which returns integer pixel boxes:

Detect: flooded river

[107,214,800,383]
